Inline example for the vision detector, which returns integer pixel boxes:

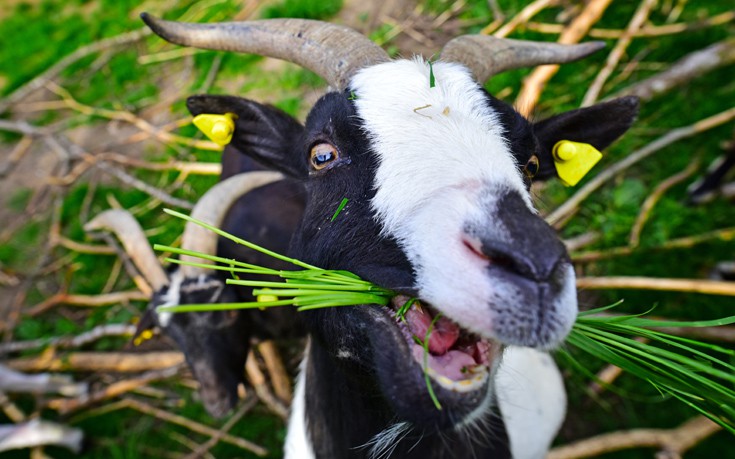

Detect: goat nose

[469,239,563,281]
[468,191,569,282]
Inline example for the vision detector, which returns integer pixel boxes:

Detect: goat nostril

[463,239,517,271]
[463,238,489,261]
[464,238,540,279]
[489,252,516,271]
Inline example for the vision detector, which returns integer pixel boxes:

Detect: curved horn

[440,36,605,83]
[85,210,169,291]
[141,13,389,90]
[180,171,284,277]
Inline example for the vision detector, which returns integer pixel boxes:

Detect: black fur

[186,90,638,455]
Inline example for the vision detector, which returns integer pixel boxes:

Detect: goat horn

[180,171,284,277]
[84,210,169,291]
[440,36,605,83]
[141,13,389,90]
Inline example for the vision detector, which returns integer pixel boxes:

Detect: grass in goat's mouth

[390,295,495,396]
[156,209,735,429]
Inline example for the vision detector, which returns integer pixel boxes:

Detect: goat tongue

[404,305,460,355]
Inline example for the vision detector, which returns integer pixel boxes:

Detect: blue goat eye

[310,143,339,170]
[524,155,540,179]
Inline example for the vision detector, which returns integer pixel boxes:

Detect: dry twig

[0,136,33,177]
[0,391,26,423]
[27,290,148,317]
[0,28,151,113]
[548,416,721,459]
[120,398,268,456]
[245,349,289,420]
[581,0,657,106]
[0,419,83,454]
[629,159,700,247]
[525,11,735,39]
[0,364,87,397]
[515,0,613,116]
[182,396,259,459]
[45,83,219,151]
[0,324,136,355]
[612,37,735,102]
[48,364,183,415]
[257,341,292,403]
[5,351,184,373]
[576,276,735,296]
[487,0,556,37]
[573,226,735,262]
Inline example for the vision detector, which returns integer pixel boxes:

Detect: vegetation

[0,0,733,457]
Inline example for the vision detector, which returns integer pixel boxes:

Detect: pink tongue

[405,307,460,355]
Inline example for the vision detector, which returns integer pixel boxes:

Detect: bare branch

[576,276,735,296]
[525,11,735,39]
[0,391,26,423]
[0,419,83,454]
[573,226,735,263]
[120,398,268,456]
[0,364,87,397]
[48,365,183,415]
[612,37,735,102]
[629,159,700,247]
[486,0,556,37]
[581,0,657,106]
[515,0,613,116]
[0,136,33,178]
[0,324,136,355]
[0,28,151,113]
[257,341,292,403]
[5,351,184,373]
[46,83,220,151]
[245,350,289,420]
[27,290,148,317]
[182,397,259,459]
[548,416,720,459]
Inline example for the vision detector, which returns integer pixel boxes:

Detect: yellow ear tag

[256,289,278,311]
[192,113,237,146]
[133,329,154,347]
[552,140,603,187]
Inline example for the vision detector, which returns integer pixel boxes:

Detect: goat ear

[187,95,306,178]
[532,96,639,180]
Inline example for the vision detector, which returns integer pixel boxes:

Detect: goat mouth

[389,295,498,392]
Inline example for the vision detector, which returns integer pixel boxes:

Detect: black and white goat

[142,14,639,458]
[85,168,305,417]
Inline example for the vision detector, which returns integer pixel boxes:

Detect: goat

[142,14,640,458]
[85,168,305,417]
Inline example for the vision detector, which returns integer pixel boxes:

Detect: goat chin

[284,339,567,459]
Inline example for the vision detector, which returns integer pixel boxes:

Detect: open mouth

[389,295,499,392]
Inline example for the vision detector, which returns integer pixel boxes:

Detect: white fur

[496,347,567,459]
[284,346,316,459]
[551,265,579,347]
[363,422,412,459]
[156,270,184,327]
[352,59,531,238]
[352,59,566,341]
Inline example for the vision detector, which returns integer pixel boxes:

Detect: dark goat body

[102,136,308,417]
[160,149,306,417]
[143,14,640,458]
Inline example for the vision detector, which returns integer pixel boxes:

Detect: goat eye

[524,155,540,179]
[310,143,339,170]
